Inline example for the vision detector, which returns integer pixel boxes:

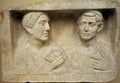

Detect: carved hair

[77,10,104,26]
[16,12,48,47]
[22,12,48,29]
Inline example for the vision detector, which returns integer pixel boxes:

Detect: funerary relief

[0,0,120,82]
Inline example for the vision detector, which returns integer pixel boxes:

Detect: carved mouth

[42,32,48,37]
[83,33,90,36]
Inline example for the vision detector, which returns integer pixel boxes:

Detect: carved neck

[81,37,97,47]
[29,35,45,49]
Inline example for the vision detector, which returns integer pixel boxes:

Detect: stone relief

[14,12,65,74]
[14,10,117,75]
[12,10,117,80]
[1,0,119,82]
[65,10,116,73]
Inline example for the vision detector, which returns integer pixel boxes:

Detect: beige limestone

[0,0,120,83]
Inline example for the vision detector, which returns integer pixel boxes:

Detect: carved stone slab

[0,0,120,82]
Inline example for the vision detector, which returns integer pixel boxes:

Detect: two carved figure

[14,10,116,74]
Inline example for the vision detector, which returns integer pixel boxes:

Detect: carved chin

[40,37,48,41]
[80,35,92,40]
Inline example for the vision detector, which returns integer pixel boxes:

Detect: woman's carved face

[30,14,50,42]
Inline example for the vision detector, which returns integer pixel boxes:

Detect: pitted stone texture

[1,0,119,82]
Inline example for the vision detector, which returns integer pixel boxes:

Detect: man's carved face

[78,16,100,41]
[31,14,50,42]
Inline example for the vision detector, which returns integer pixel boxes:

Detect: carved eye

[79,22,86,26]
[89,22,96,26]
[39,21,46,26]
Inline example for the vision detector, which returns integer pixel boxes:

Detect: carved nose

[45,23,50,31]
[84,25,89,32]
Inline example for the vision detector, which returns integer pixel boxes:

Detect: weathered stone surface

[0,0,119,82]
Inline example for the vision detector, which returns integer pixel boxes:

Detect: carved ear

[25,26,33,34]
[0,13,3,22]
[97,23,103,32]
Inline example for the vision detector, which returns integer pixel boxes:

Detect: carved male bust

[66,10,116,72]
